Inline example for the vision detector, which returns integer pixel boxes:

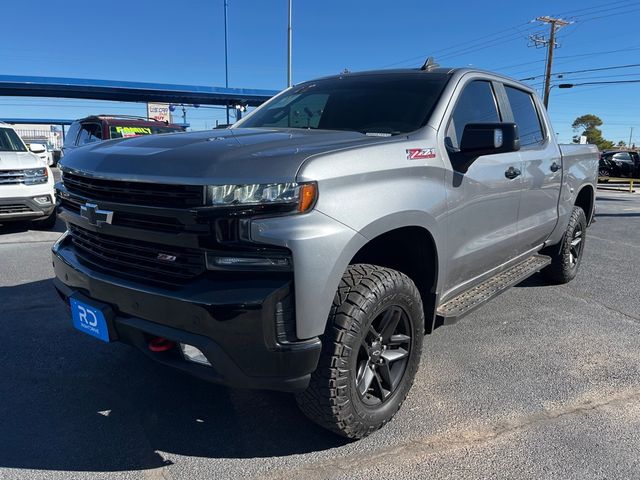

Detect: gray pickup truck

[52,66,598,439]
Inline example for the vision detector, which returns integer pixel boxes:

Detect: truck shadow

[0,279,348,473]
[513,272,548,288]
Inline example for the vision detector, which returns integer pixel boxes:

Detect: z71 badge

[406,148,436,160]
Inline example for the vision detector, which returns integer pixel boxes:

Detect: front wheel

[542,206,587,284]
[598,167,610,180]
[296,264,424,439]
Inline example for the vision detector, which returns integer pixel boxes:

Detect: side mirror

[451,123,520,173]
[28,143,46,154]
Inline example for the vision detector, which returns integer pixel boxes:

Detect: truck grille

[59,195,193,234]
[0,170,27,185]
[62,171,205,208]
[68,224,206,285]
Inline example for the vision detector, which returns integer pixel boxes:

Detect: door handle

[550,162,561,172]
[504,166,521,180]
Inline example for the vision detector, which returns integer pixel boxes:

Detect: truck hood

[60,128,390,185]
[0,151,45,170]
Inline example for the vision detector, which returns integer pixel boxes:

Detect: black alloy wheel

[356,306,412,406]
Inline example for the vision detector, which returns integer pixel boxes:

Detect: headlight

[23,168,48,185]
[206,182,317,212]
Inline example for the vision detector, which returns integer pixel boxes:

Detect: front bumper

[0,195,55,221]
[52,234,322,392]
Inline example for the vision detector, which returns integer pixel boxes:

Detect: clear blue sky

[1,0,639,144]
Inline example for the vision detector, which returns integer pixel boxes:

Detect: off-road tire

[542,206,587,284]
[295,264,424,439]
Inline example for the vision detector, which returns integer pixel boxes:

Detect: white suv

[0,123,56,228]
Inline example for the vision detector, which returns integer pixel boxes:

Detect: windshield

[237,73,450,135]
[0,128,28,152]
[109,125,182,138]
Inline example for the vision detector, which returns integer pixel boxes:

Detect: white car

[26,142,55,166]
[0,123,56,228]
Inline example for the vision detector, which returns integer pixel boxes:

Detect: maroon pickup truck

[62,115,184,155]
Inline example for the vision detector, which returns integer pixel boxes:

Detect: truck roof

[75,114,183,129]
[312,67,535,94]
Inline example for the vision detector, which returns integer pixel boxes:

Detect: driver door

[442,79,524,296]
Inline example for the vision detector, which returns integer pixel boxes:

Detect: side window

[64,122,81,148]
[504,86,544,148]
[446,81,500,150]
[612,152,632,163]
[76,123,103,146]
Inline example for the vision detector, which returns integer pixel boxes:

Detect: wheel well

[575,185,595,224]
[350,226,438,333]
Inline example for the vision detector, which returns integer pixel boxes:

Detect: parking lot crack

[259,389,640,480]
[564,288,640,324]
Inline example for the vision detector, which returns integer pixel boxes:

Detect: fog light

[33,195,52,205]
[179,343,211,366]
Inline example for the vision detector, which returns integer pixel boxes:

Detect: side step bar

[436,255,551,325]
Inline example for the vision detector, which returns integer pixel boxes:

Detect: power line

[378,21,540,68]
[519,62,640,81]
[551,0,638,17]
[502,45,640,78]
[574,5,640,22]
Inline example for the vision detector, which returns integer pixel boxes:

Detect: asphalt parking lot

[1,184,639,480]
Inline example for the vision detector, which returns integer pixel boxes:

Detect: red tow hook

[148,337,176,352]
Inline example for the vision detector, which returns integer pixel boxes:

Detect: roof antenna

[420,57,439,71]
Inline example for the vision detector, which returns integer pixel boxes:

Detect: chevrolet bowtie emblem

[80,203,113,227]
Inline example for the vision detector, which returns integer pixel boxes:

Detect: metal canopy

[0,75,279,107]
[1,118,74,126]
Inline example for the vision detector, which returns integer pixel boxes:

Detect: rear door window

[504,86,544,148]
[109,126,153,138]
[108,125,181,138]
[446,80,501,150]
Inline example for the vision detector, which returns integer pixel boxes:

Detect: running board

[436,255,551,324]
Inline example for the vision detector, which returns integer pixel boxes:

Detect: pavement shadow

[596,197,632,202]
[595,212,640,218]
[0,279,348,473]
[0,217,66,234]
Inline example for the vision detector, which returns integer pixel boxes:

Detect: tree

[617,140,627,148]
[571,114,614,150]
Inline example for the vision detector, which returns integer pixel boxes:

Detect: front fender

[251,210,367,339]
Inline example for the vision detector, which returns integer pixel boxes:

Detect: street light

[558,79,640,89]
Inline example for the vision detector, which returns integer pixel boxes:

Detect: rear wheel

[296,264,424,439]
[542,206,587,284]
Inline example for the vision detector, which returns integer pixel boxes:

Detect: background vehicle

[62,115,185,154]
[0,123,56,228]
[599,150,640,178]
[52,67,598,439]
[25,142,54,166]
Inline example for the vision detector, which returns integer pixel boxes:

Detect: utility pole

[224,0,230,124]
[535,16,570,109]
[287,0,292,87]
[629,127,634,148]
